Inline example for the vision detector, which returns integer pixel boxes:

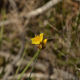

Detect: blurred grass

[15,43,28,79]
[0,10,5,50]
[0,0,80,79]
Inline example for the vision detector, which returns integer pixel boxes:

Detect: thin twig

[0,0,62,27]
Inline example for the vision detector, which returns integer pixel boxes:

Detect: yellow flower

[42,39,47,45]
[31,33,47,49]
[31,33,43,44]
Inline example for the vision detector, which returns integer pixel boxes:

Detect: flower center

[35,36,40,41]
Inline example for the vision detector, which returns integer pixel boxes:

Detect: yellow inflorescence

[31,33,43,44]
[31,33,47,49]
[42,39,47,45]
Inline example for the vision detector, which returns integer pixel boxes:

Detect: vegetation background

[0,0,80,80]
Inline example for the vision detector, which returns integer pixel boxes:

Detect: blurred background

[0,0,80,80]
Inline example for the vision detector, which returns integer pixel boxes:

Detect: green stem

[17,49,41,80]
[28,49,40,80]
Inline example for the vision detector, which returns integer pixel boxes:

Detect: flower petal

[31,37,41,44]
[43,39,47,44]
[32,41,40,44]
[31,33,44,45]
[39,33,43,42]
